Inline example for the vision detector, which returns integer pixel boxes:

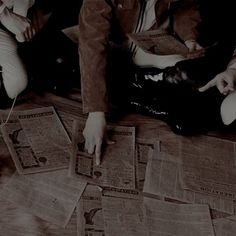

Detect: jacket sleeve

[173,0,201,42]
[78,0,112,113]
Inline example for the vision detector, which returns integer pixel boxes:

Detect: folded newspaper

[128,29,189,55]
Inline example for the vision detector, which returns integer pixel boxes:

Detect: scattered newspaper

[135,138,158,191]
[70,120,136,189]
[57,110,80,138]
[180,136,236,200]
[143,197,215,236]
[213,218,236,236]
[1,107,71,174]
[102,196,147,236]
[102,186,141,199]
[128,29,189,55]
[62,25,79,44]
[0,199,78,236]
[46,210,77,236]
[0,169,87,227]
[77,185,105,236]
[101,196,215,236]
[143,151,234,214]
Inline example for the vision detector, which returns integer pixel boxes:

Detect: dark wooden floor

[0,90,235,234]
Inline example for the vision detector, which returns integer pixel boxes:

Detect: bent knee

[2,69,28,98]
[221,91,236,125]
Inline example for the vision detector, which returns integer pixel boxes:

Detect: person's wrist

[88,111,105,119]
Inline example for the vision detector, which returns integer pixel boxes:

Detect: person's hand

[185,39,202,52]
[83,112,114,165]
[185,39,205,59]
[0,7,35,42]
[199,68,236,95]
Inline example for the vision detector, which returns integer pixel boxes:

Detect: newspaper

[0,199,78,236]
[1,107,71,174]
[57,110,79,138]
[143,197,215,236]
[143,151,234,214]
[0,169,87,227]
[77,185,104,236]
[70,120,136,189]
[213,218,236,236]
[101,196,214,236]
[128,29,189,56]
[180,135,236,200]
[102,196,147,236]
[62,25,79,44]
[135,138,158,191]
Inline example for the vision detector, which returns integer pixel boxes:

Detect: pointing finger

[199,78,217,92]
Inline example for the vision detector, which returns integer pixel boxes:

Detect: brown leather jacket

[78,0,200,113]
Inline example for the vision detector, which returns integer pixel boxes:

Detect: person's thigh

[0,29,27,98]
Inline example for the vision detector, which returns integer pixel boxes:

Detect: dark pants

[18,0,82,94]
[107,44,229,134]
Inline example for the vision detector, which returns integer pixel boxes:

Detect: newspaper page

[143,151,234,214]
[128,29,189,56]
[102,196,214,236]
[62,25,79,44]
[97,138,154,200]
[102,196,147,236]
[1,107,71,174]
[213,218,236,236]
[70,120,136,189]
[45,210,77,236]
[143,197,215,236]
[0,199,77,236]
[180,136,236,200]
[77,185,104,236]
[0,169,87,227]
[57,110,82,139]
[135,138,158,191]
[102,186,141,199]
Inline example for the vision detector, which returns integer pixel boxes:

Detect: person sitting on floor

[0,0,36,107]
[199,51,236,127]
[78,0,203,164]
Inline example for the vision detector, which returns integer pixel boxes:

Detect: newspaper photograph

[143,197,215,236]
[180,142,236,200]
[0,169,87,227]
[77,184,104,236]
[70,120,136,189]
[1,107,72,174]
[143,151,234,214]
[128,29,189,56]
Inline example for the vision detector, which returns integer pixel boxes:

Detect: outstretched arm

[199,53,236,94]
[78,0,113,164]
